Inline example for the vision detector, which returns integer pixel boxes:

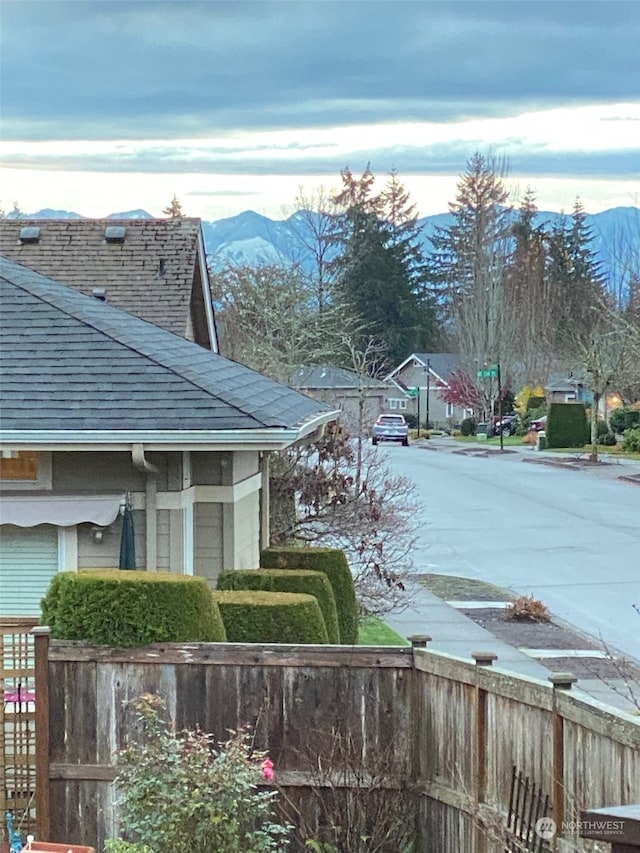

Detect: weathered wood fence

[27,632,640,852]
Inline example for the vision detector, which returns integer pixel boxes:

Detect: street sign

[477,368,499,379]
[406,387,419,397]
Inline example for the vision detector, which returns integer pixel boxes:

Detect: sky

[1,0,639,223]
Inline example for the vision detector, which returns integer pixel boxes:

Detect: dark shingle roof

[0,257,335,434]
[411,353,460,381]
[0,217,210,342]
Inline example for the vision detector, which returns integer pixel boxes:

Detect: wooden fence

[0,618,38,839]
[23,633,640,852]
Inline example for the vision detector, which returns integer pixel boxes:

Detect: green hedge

[212,590,329,644]
[41,570,226,647]
[546,403,588,449]
[217,569,340,643]
[260,547,358,644]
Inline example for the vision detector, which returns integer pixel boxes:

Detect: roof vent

[19,226,40,243]
[104,225,126,243]
[92,287,107,301]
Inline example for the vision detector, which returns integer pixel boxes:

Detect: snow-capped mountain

[13,205,639,283]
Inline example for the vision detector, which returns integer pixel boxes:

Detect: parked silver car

[372,414,409,446]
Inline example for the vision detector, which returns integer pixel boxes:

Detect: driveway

[385,440,640,663]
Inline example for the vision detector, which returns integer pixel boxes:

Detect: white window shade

[0,495,123,527]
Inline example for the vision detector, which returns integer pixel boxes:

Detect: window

[0,452,52,491]
[399,399,407,410]
[446,403,454,418]
[388,398,407,411]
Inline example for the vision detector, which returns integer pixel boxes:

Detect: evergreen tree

[163,194,184,218]
[429,153,514,401]
[331,166,437,367]
[547,198,606,350]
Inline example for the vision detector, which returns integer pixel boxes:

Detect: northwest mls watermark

[535,817,626,840]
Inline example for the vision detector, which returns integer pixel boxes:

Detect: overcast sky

[1,0,638,221]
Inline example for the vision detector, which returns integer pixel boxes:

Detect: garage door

[0,524,59,616]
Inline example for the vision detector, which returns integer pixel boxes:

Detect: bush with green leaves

[41,570,226,647]
[213,589,329,644]
[622,427,640,453]
[460,417,476,436]
[601,432,617,447]
[104,694,290,853]
[217,569,340,643]
[260,547,358,644]
[609,407,640,435]
[546,403,588,449]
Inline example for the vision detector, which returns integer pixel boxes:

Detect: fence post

[472,652,496,853]
[32,626,51,841]
[579,804,640,851]
[548,672,576,845]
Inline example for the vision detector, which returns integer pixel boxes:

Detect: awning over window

[0,495,123,527]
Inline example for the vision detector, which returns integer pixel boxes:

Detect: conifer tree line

[210,153,640,404]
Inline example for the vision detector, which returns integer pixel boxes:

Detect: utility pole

[497,362,504,452]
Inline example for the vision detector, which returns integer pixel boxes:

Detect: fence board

[27,639,640,853]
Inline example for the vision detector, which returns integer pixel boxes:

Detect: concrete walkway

[385,437,640,713]
[385,580,639,713]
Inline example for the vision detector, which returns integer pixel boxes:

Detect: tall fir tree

[331,166,437,367]
[429,153,514,391]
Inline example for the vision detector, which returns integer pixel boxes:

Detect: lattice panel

[1,618,38,842]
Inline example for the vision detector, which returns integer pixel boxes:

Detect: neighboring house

[545,371,592,405]
[291,365,389,433]
[0,217,218,351]
[386,353,470,428]
[0,257,338,616]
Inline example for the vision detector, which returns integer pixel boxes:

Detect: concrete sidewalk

[384,580,640,714]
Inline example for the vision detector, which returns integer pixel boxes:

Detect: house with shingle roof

[0,257,338,616]
[0,217,218,350]
[290,365,390,433]
[386,353,471,428]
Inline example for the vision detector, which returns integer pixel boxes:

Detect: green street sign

[477,368,499,379]
[406,387,419,398]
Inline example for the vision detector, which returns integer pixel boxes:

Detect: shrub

[217,568,340,643]
[546,403,588,448]
[622,427,640,453]
[460,417,477,436]
[404,412,418,429]
[41,570,226,646]
[601,432,617,447]
[104,694,289,853]
[260,547,358,644]
[505,595,550,623]
[213,590,329,644]
[526,395,546,412]
[610,407,640,434]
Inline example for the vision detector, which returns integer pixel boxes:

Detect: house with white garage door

[0,257,338,616]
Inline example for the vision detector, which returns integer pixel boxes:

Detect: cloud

[1,0,638,141]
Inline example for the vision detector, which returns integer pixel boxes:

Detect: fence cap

[471,651,498,666]
[548,671,578,689]
[408,634,432,648]
[31,625,51,637]
[579,804,640,844]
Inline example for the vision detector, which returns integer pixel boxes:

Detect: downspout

[260,451,271,550]
[132,443,159,570]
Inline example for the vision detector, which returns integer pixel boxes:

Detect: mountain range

[12,205,640,282]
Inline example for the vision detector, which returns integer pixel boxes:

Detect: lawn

[358,615,409,646]
[419,573,513,601]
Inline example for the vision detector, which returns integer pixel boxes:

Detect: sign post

[407,387,419,436]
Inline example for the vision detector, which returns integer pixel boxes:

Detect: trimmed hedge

[260,547,358,644]
[212,590,329,644]
[41,570,226,647]
[546,403,588,449]
[217,569,340,643]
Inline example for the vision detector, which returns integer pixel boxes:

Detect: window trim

[0,451,52,491]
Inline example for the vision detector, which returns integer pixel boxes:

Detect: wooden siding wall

[32,636,640,853]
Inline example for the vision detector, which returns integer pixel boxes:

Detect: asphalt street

[383,441,640,664]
